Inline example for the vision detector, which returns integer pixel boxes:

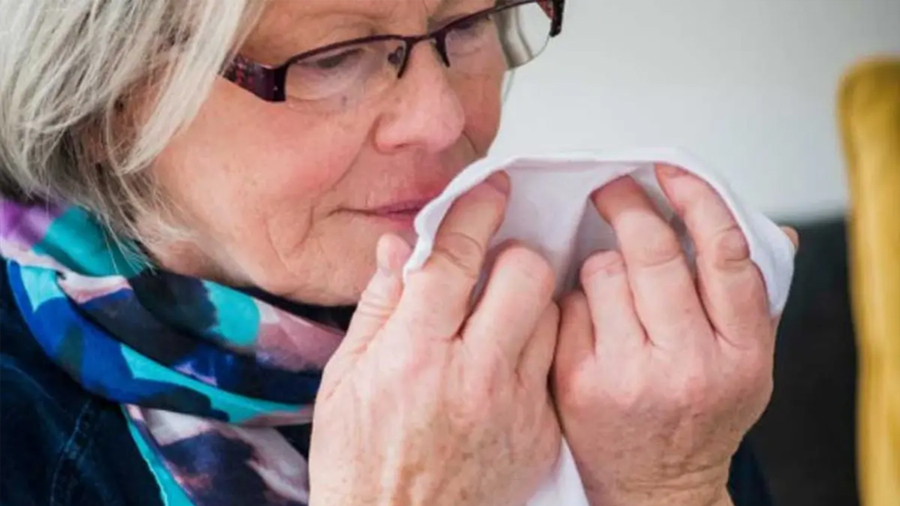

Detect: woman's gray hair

[0,0,265,238]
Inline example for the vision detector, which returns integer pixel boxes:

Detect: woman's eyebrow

[252,0,483,58]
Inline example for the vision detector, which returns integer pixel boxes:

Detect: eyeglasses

[223,0,565,112]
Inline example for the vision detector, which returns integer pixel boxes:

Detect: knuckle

[496,245,555,295]
[633,227,683,268]
[670,369,713,410]
[708,226,751,267]
[557,366,601,413]
[604,378,644,411]
[581,251,626,283]
[431,230,486,280]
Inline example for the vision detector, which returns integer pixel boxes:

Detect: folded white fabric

[402,148,795,506]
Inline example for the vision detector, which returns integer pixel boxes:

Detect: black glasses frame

[223,0,565,103]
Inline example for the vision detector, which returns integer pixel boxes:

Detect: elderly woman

[0,1,795,505]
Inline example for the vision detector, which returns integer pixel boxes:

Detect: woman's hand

[553,165,799,506]
[309,174,561,506]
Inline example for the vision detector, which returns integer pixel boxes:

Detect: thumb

[343,233,412,350]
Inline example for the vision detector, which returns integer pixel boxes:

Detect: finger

[518,301,560,387]
[655,164,768,348]
[592,176,710,349]
[395,173,510,339]
[463,244,555,368]
[553,290,594,383]
[774,226,799,330]
[781,226,800,252]
[580,250,647,356]
[345,233,413,350]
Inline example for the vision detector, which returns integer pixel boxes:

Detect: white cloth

[402,148,795,506]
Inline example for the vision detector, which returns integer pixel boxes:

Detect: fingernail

[486,172,511,195]
[658,164,685,177]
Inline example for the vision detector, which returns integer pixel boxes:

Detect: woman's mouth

[368,199,431,215]
[355,198,435,228]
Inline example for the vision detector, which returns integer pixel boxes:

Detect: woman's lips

[366,198,433,215]
[353,197,436,228]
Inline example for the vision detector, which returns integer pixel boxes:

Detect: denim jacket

[0,258,774,506]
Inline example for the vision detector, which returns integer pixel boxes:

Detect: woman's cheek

[455,73,504,154]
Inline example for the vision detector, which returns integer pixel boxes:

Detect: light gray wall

[492,0,900,219]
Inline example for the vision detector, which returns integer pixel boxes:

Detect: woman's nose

[372,42,466,155]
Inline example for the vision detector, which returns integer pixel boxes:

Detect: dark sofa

[749,218,859,506]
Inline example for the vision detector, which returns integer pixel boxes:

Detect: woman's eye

[286,44,377,102]
[444,14,495,55]
[301,48,363,71]
[450,15,492,36]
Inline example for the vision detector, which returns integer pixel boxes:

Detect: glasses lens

[494,1,553,69]
[442,1,553,75]
[284,40,404,110]
[280,1,555,111]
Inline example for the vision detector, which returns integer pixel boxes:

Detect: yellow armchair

[838,57,900,506]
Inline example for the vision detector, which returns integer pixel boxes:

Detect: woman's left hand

[552,165,798,506]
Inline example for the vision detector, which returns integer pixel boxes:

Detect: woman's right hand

[308,173,561,506]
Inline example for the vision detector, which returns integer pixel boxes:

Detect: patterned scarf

[1,198,352,506]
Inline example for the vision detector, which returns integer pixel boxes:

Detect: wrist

[581,467,732,506]
[585,485,731,506]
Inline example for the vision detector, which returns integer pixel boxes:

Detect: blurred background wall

[492,2,900,506]
[492,0,900,220]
